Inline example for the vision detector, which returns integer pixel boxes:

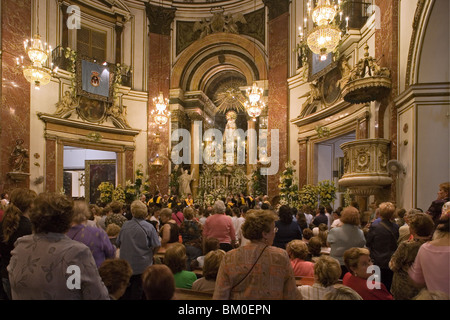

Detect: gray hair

[213,200,226,214]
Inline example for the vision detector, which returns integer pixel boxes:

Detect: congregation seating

[174,288,213,300]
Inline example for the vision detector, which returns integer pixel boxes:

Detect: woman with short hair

[342,247,393,300]
[366,202,399,291]
[298,255,342,300]
[202,200,236,252]
[8,192,110,300]
[213,210,300,300]
[327,206,366,278]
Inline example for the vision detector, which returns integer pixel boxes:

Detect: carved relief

[341,45,392,104]
[355,148,370,172]
[53,91,80,118]
[193,11,247,39]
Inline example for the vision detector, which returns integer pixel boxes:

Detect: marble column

[0,0,31,193]
[45,136,57,192]
[145,4,176,195]
[298,138,308,189]
[189,114,202,199]
[375,0,399,203]
[263,0,290,200]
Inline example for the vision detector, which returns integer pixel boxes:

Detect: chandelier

[244,82,265,121]
[303,0,345,61]
[17,34,56,89]
[152,92,170,126]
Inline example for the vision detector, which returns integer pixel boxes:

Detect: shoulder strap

[380,221,397,241]
[231,245,268,291]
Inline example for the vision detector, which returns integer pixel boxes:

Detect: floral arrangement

[97,181,114,205]
[250,165,266,197]
[298,180,337,210]
[123,164,150,203]
[195,164,248,208]
[279,161,300,208]
[112,185,126,203]
[298,184,318,209]
[169,165,181,195]
[344,188,352,207]
[316,180,337,208]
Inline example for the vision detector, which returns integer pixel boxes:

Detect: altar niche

[170,120,279,176]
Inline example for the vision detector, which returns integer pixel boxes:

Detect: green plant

[64,47,77,97]
[279,161,300,208]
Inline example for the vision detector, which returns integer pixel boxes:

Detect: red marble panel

[375,0,399,202]
[298,140,308,189]
[267,13,289,200]
[45,138,57,192]
[0,0,31,193]
[125,149,134,182]
[147,33,170,195]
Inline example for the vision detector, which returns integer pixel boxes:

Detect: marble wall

[0,0,31,193]
[267,10,289,200]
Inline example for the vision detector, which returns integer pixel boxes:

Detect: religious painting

[76,55,114,102]
[77,96,108,123]
[322,66,342,105]
[85,160,116,204]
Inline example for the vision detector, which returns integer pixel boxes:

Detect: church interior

[0,0,449,215]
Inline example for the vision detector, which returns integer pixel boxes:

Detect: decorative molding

[145,3,176,36]
[38,113,140,137]
[405,0,427,89]
[338,139,393,196]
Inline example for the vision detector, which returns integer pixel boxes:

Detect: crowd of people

[0,181,448,300]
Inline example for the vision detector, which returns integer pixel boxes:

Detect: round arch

[171,32,267,91]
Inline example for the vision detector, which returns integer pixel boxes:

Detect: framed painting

[76,55,114,103]
[85,160,116,204]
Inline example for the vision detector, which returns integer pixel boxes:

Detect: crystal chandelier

[244,82,265,121]
[152,92,170,126]
[304,0,345,61]
[17,34,56,89]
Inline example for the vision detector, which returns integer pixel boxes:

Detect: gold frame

[85,159,116,204]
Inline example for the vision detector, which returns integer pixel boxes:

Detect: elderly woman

[366,202,399,292]
[408,211,450,297]
[327,206,366,278]
[180,206,203,270]
[67,200,116,268]
[389,213,435,300]
[298,255,343,300]
[164,242,197,289]
[142,264,175,300]
[286,239,314,278]
[159,207,180,250]
[0,188,36,300]
[116,200,161,300]
[192,249,226,294]
[342,247,393,300]
[213,209,300,300]
[203,200,236,252]
[7,192,109,300]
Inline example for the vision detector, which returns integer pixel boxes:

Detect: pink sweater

[290,258,315,278]
[408,242,450,296]
[202,214,236,244]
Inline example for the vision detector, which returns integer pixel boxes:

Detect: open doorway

[63,146,117,204]
[315,132,356,208]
